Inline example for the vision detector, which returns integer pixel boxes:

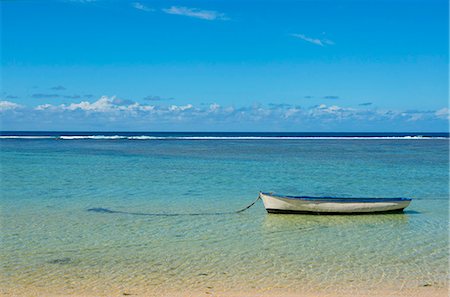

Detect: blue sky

[1,0,448,131]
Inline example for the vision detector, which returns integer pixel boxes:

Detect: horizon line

[1,130,449,134]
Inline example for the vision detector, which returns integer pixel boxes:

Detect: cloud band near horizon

[0,97,448,132]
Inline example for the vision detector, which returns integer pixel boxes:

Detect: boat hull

[260,192,411,214]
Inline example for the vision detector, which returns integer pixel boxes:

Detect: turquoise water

[1,137,448,295]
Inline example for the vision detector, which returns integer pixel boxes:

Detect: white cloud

[66,96,114,112]
[162,6,228,21]
[291,34,334,47]
[406,113,424,122]
[34,96,155,113]
[309,104,348,116]
[35,104,58,111]
[139,105,155,111]
[435,107,450,120]
[284,107,301,118]
[0,100,23,111]
[169,104,193,111]
[2,97,448,131]
[209,103,220,112]
[132,2,154,12]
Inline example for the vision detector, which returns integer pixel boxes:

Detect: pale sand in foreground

[2,287,448,297]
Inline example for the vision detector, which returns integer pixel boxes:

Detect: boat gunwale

[260,192,412,203]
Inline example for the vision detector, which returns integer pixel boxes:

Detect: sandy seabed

[1,286,448,297]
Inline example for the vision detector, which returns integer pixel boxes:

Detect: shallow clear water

[1,137,448,295]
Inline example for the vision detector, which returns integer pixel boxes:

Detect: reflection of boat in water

[262,207,410,233]
[260,192,412,214]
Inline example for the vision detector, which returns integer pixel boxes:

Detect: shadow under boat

[262,209,411,233]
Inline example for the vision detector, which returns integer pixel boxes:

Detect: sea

[1,132,449,296]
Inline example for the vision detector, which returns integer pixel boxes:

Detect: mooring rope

[87,195,261,217]
[234,195,261,213]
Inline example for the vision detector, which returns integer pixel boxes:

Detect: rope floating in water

[88,195,261,216]
[235,195,261,213]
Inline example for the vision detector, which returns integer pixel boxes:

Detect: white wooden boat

[259,192,411,214]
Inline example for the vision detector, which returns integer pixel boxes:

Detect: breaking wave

[0,136,56,139]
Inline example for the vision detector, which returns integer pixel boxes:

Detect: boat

[259,192,412,214]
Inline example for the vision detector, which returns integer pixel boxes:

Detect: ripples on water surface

[1,136,448,296]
